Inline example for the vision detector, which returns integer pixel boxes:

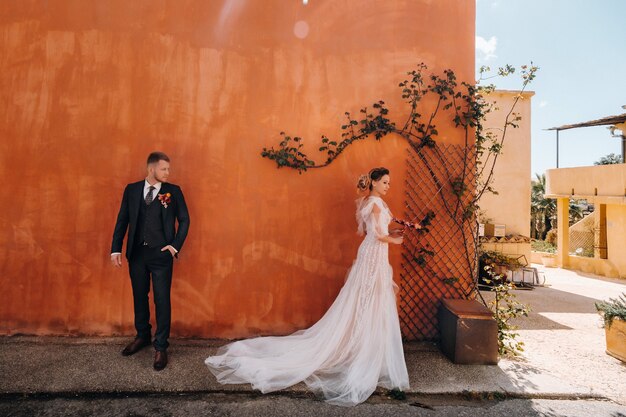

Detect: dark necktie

[145,186,155,205]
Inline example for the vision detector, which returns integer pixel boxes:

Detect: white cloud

[476,35,497,61]
[540,100,548,108]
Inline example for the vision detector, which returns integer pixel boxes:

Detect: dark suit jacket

[111,181,190,260]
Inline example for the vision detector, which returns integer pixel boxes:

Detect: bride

[205,167,410,406]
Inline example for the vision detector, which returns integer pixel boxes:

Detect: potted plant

[478,250,523,287]
[595,293,626,363]
[540,247,557,267]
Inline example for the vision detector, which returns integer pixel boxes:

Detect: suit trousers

[128,244,174,351]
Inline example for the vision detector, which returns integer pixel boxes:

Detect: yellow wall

[480,90,534,262]
[546,164,626,202]
[567,255,620,278]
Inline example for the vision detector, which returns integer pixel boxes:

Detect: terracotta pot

[605,318,626,363]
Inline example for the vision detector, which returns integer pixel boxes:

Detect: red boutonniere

[157,193,172,208]
[392,217,422,230]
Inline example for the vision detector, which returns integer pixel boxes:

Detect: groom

[111,151,190,371]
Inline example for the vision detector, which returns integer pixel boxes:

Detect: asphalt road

[1,393,624,417]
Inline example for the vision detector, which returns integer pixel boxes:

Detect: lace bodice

[356,196,392,239]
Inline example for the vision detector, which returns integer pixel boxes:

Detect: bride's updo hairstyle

[356,167,390,192]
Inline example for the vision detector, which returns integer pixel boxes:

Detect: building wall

[0,0,475,338]
[546,164,626,199]
[479,90,534,263]
[545,163,626,278]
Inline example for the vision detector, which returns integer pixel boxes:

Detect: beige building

[479,90,534,265]
[545,113,626,278]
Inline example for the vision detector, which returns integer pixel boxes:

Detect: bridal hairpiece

[356,174,371,192]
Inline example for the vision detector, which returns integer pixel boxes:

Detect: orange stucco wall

[0,1,475,338]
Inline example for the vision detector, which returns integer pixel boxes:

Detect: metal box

[438,298,499,365]
[484,223,506,237]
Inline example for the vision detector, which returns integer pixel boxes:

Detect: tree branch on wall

[261,62,538,299]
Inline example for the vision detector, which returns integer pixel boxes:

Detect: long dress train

[205,196,409,406]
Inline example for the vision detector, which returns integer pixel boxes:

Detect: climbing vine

[261,62,537,300]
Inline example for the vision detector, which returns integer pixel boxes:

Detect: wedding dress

[205,196,409,406]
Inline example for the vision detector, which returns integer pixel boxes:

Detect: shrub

[531,239,556,253]
[545,228,558,246]
[595,293,626,328]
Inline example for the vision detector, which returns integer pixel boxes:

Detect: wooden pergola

[546,112,626,167]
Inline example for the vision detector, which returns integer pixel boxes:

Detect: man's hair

[147,151,170,165]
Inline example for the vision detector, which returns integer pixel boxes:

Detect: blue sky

[476,0,626,177]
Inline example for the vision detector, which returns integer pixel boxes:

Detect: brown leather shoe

[121,338,151,356]
[154,350,168,371]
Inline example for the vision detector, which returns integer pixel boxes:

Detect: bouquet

[392,217,422,231]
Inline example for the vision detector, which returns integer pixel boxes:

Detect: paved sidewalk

[1,266,624,407]
[0,337,603,401]
[483,264,626,405]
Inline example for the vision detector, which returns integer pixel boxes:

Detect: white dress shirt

[143,179,162,200]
